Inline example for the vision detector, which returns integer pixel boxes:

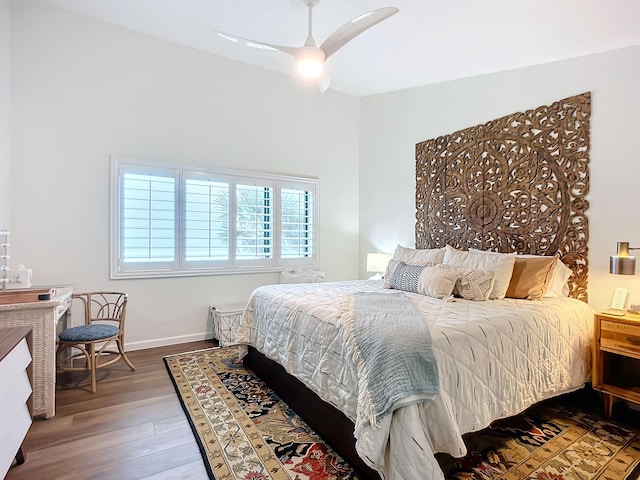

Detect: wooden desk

[0,326,33,478]
[0,287,72,418]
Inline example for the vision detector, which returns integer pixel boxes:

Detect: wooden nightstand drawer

[600,319,640,358]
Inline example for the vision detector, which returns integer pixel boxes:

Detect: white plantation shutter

[111,157,318,278]
[119,168,177,271]
[281,187,314,259]
[184,178,230,263]
[236,184,274,261]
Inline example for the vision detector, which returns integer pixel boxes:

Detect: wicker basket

[209,303,246,347]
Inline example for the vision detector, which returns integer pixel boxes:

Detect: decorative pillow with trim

[384,259,435,287]
[516,254,572,297]
[443,245,516,300]
[387,261,460,299]
[505,255,559,300]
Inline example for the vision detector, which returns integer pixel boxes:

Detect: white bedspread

[235,280,595,480]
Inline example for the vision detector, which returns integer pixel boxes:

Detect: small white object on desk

[5,265,32,290]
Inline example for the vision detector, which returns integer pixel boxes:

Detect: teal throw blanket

[344,291,440,432]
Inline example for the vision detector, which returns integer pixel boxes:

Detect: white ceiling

[39,0,640,97]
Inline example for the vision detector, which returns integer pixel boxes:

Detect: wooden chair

[56,291,135,393]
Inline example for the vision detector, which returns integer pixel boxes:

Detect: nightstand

[593,311,640,418]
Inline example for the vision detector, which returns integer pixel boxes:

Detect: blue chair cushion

[59,324,119,342]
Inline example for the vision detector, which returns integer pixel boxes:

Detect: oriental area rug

[164,347,640,480]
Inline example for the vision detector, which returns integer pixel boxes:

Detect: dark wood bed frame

[243,93,591,479]
[244,346,380,479]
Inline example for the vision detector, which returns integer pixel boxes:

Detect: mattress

[235,280,595,480]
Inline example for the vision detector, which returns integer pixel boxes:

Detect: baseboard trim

[126,333,211,351]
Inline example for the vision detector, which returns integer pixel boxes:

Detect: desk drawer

[0,403,31,479]
[0,368,31,418]
[0,338,31,383]
[601,320,640,357]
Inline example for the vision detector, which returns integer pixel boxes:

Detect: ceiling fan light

[295,47,326,80]
[297,59,324,79]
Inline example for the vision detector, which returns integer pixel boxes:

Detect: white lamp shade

[366,252,391,273]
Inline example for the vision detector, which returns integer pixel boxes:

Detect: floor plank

[6,340,213,480]
[139,460,209,480]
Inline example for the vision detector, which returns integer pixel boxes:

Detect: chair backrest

[73,292,128,332]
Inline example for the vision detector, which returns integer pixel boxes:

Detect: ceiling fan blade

[317,71,330,93]
[320,7,399,59]
[214,30,300,56]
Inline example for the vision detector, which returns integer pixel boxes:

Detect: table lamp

[367,252,391,280]
[610,241,638,275]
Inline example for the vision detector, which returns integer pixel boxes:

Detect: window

[111,157,318,278]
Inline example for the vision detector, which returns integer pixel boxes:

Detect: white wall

[0,0,9,229]
[359,46,640,311]
[10,0,360,348]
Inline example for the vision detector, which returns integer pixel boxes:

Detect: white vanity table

[0,286,73,419]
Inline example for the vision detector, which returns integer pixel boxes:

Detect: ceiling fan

[214,0,399,92]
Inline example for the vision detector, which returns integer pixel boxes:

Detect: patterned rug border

[164,346,357,480]
[439,397,640,480]
[163,347,221,480]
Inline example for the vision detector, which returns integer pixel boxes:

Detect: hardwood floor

[6,340,214,480]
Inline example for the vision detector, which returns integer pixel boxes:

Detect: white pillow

[393,244,445,265]
[517,254,572,297]
[387,262,460,299]
[547,260,572,297]
[293,266,326,282]
[279,268,325,284]
[279,272,316,284]
[444,245,516,300]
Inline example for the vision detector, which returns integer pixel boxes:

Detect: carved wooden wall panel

[415,92,590,301]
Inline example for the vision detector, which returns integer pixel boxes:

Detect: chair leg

[89,343,97,394]
[55,342,64,369]
[117,337,136,371]
[56,342,73,370]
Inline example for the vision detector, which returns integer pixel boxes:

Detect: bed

[236,93,592,479]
